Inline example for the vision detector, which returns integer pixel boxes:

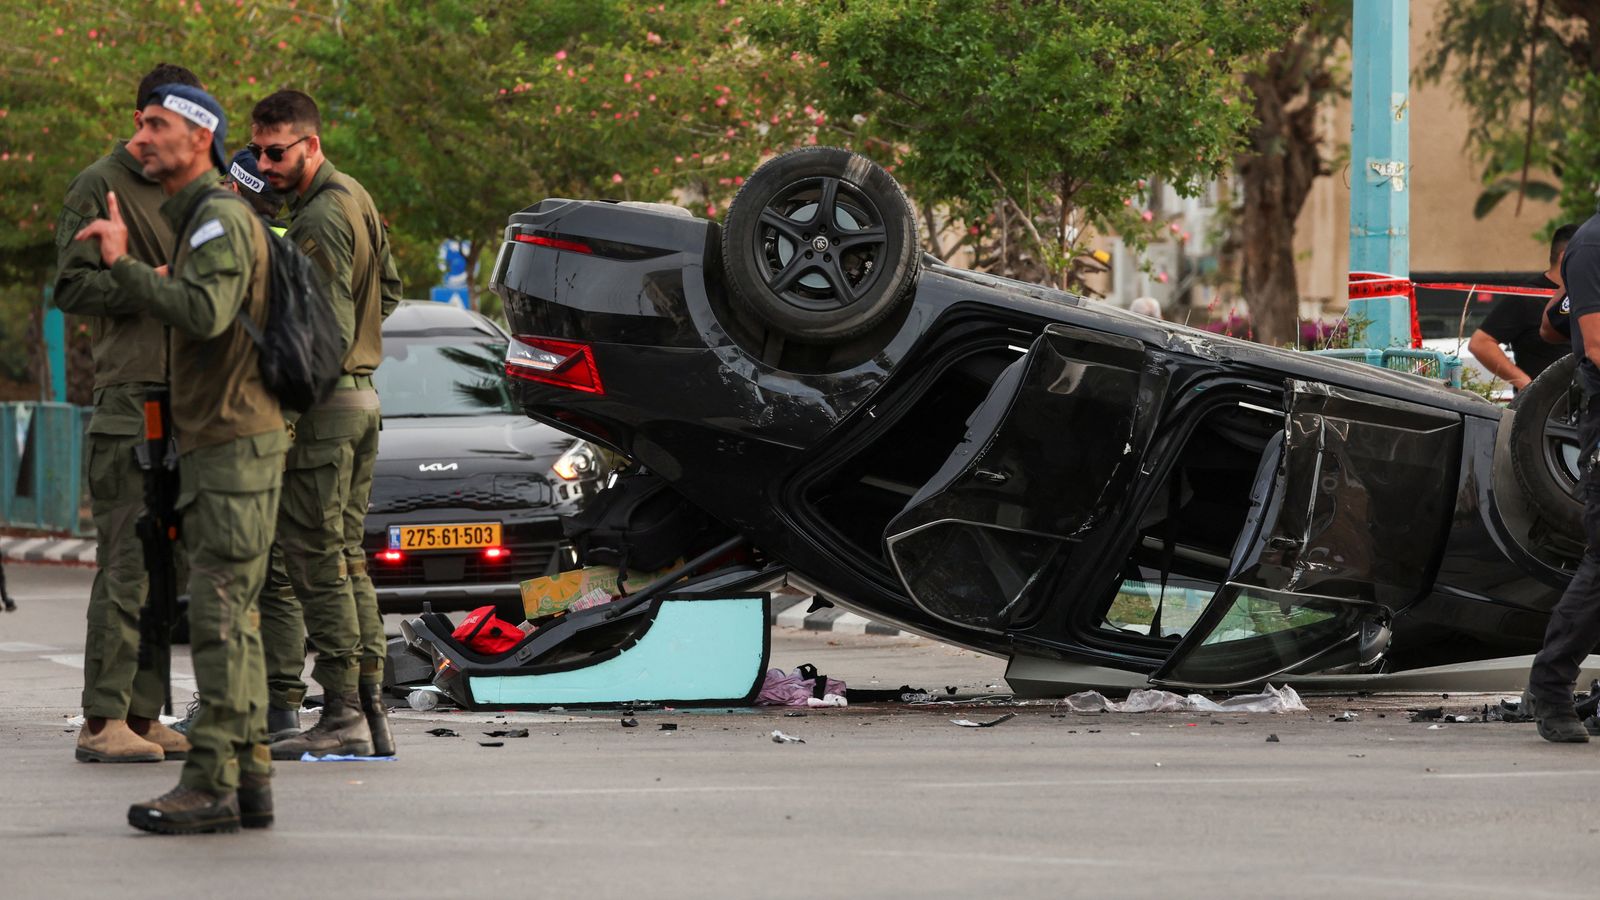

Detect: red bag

[452,605,525,655]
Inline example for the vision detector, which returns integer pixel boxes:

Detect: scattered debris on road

[1058,684,1306,714]
[425,728,459,737]
[484,729,529,738]
[1266,734,1280,743]
[770,730,806,744]
[1331,711,1359,723]
[621,717,639,728]
[951,713,1016,728]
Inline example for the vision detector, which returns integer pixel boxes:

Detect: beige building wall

[1296,0,1561,315]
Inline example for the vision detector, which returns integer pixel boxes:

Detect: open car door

[884,324,1170,634]
[1150,380,1462,690]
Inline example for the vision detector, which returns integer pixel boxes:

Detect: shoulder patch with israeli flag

[162,94,219,131]
[189,218,225,249]
[229,161,265,194]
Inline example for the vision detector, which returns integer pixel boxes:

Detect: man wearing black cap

[250,89,401,760]
[223,148,287,233]
[53,62,200,767]
[75,83,286,834]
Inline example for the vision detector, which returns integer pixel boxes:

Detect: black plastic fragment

[426,728,459,737]
[621,718,639,728]
[484,729,530,738]
[479,741,505,747]
[1266,734,1280,743]
[1409,707,1444,722]
[659,723,678,731]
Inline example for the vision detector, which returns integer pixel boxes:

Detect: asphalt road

[2,562,1597,900]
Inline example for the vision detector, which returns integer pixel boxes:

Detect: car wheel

[1509,353,1584,544]
[722,146,919,344]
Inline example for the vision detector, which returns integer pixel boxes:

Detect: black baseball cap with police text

[226,148,281,204]
[144,83,228,172]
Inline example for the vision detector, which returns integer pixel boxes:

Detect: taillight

[505,335,605,395]
[513,232,593,254]
[377,550,405,564]
[482,546,510,562]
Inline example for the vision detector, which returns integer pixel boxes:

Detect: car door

[883,323,1172,634]
[1149,379,1463,689]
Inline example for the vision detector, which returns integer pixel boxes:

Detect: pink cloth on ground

[756,667,847,706]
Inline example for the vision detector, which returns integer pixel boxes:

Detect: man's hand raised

[74,191,130,267]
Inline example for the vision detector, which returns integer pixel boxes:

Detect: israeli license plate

[388,522,502,551]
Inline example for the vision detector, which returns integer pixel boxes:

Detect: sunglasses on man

[246,135,309,162]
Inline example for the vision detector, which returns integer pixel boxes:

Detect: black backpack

[561,470,717,586]
[180,187,343,414]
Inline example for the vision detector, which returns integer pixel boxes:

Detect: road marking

[909,776,1305,789]
[1427,769,1600,779]
[43,654,85,669]
[0,642,59,653]
[854,848,1131,868]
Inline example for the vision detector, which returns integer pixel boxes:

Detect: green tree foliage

[1424,0,1600,232]
[747,0,1306,288]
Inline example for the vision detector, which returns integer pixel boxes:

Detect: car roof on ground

[383,300,508,339]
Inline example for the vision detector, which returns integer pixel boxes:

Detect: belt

[337,374,375,390]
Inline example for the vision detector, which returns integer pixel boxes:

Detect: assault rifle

[134,388,181,716]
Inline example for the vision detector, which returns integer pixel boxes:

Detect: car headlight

[552,442,598,481]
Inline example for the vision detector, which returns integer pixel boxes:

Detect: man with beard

[53,62,201,765]
[249,89,401,759]
[75,84,286,833]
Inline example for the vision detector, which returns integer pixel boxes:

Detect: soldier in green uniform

[76,84,285,835]
[223,148,287,233]
[53,63,201,766]
[250,90,401,759]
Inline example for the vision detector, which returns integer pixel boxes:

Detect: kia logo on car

[418,462,459,472]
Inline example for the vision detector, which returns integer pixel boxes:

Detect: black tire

[722,146,919,343]
[1509,353,1584,543]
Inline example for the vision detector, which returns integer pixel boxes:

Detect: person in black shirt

[1468,225,1577,391]
[1525,212,1600,742]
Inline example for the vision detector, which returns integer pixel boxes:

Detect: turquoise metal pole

[43,286,66,402]
[1349,0,1412,348]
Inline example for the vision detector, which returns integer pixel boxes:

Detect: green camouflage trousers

[260,392,381,706]
[346,403,383,683]
[81,384,165,720]
[177,430,285,796]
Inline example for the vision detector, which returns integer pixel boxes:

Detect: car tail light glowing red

[377,550,404,564]
[482,546,510,562]
[505,335,605,395]
[513,232,593,254]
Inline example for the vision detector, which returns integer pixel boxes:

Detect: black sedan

[487,146,1579,693]
[365,301,603,612]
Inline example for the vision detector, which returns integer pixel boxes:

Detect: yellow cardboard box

[520,564,674,619]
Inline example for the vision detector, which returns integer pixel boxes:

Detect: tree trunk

[1235,35,1334,348]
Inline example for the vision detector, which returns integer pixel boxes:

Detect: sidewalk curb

[769,594,907,637]
[0,536,96,565]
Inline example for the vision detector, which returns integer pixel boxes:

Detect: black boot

[266,707,301,743]
[268,691,374,760]
[2,595,15,612]
[128,785,240,835]
[1523,690,1589,743]
[359,683,397,758]
[238,772,273,829]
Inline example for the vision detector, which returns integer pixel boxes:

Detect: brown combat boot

[130,718,191,760]
[128,785,240,834]
[76,718,164,763]
[359,683,397,757]
[268,691,374,760]
[238,772,274,829]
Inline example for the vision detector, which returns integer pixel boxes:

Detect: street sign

[430,286,468,308]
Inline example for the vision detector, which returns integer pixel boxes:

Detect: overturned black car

[485,147,1582,694]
